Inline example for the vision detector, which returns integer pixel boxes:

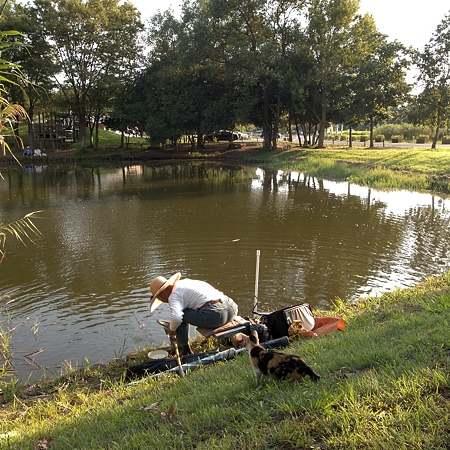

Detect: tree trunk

[196,127,203,148]
[95,121,99,149]
[294,119,302,146]
[27,118,35,150]
[272,95,281,151]
[88,122,94,147]
[432,123,439,149]
[263,88,271,148]
[78,111,87,150]
[288,113,293,142]
[25,102,37,150]
[349,128,353,148]
[369,115,374,148]
[302,124,308,147]
[317,104,326,147]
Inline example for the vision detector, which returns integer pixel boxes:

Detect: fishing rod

[253,250,260,319]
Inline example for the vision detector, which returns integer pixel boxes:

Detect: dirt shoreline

[1,143,269,166]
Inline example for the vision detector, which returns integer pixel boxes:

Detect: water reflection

[0,163,449,381]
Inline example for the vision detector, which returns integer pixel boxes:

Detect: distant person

[34,148,42,156]
[23,146,32,156]
[149,272,239,355]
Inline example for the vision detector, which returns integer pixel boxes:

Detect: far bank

[2,143,450,194]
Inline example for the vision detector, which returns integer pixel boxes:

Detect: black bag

[257,303,315,339]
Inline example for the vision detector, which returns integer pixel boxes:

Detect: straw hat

[149,272,181,312]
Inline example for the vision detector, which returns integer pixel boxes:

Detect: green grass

[273,147,450,176]
[258,147,450,192]
[66,128,148,150]
[1,272,449,449]
[9,126,148,152]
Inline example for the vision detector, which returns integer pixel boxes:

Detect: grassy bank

[262,147,450,193]
[1,272,449,449]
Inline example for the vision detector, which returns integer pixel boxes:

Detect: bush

[373,123,432,141]
[416,134,429,143]
[391,135,403,142]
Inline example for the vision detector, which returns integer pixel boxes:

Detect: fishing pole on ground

[157,319,185,377]
[253,249,260,320]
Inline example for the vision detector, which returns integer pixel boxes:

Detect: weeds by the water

[255,146,450,192]
[1,271,449,449]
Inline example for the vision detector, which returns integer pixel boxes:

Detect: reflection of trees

[253,169,450,306]
[0,164,258,205]
[400,204,450,274]
[248,169,397,307]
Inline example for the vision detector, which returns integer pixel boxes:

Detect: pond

[1,162,449,381]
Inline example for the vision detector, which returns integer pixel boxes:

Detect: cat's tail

[309,368,321,382]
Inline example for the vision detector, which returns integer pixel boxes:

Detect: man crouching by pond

[150,272,239,355]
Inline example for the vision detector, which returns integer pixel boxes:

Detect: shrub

[373,123,433,141]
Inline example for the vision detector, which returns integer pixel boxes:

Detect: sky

[130,0,450,50]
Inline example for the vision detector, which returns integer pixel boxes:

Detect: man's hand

[168,328,177,337]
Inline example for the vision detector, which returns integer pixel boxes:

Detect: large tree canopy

[2,0,412,151]
[410,12,450,149]
[0,0,59,149]
[33,0,144,149]
[117,0,410,150]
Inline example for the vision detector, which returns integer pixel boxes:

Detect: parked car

[216,131,240,141]
[260,132,281,139]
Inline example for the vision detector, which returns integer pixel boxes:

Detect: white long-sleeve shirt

[168,278,225,330]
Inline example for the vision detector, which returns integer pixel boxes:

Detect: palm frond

[0,211,43,263]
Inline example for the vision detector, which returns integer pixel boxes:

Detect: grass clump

[1,272,449,449]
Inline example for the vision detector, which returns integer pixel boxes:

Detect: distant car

[216,131,240,141]
[260,132,281,139]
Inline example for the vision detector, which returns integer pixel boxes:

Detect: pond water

[1,162,449,381]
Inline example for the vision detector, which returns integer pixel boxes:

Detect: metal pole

[170,336,185,377]
[253,250,260,319]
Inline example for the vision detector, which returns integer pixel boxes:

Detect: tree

[0,0,58,150]
[339,28,411,148]
[410,12,450,149]
[34,0,144,150]
[206,0,308,150]
[305,0,371,147]
[135,5,242,149]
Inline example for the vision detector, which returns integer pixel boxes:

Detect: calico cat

[235,330,321,386]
